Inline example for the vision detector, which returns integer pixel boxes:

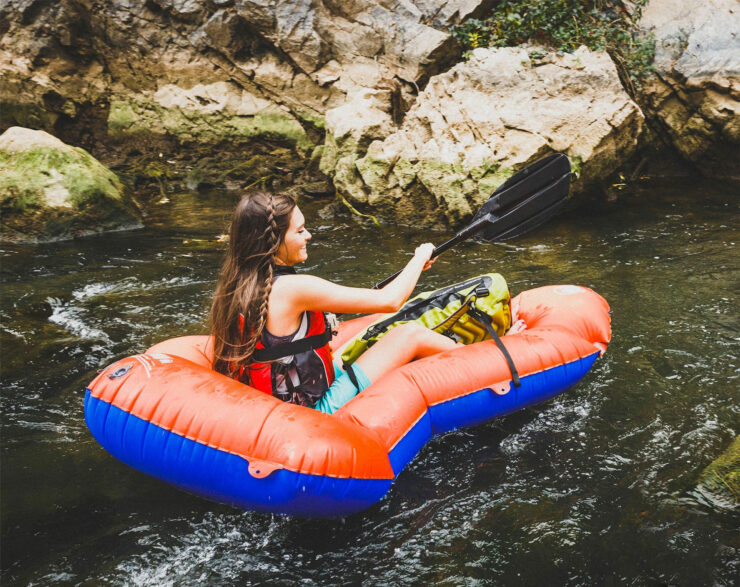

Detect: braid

[241,197,278,364]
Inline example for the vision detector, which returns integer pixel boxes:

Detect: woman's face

[276,206,311,265]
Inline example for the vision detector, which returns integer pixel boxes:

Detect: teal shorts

[312,361,371,415]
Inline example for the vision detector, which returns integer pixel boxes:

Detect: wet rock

[639,0,740,177]
[108,81,313,150]
[300,180,334,197]
[0,127,142,243]
[697,435,740,509]
[322,47,644,227]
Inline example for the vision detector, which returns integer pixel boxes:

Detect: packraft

[340,273,520,386]
[85,283,612,517]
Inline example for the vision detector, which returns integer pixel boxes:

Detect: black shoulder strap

[273,265,297,277]
[252,313,332,362]
[468,307,521,388]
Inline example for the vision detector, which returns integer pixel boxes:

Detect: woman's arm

[275,243,435,315]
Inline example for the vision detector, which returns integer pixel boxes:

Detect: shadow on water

[1,178,738,585]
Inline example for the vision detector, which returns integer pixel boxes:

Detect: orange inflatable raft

[84,285,610,517]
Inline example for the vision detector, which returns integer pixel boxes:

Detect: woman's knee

[390,322,426,343]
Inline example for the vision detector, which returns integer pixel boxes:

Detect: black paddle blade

[478,167,571,242]
[473,153,571,222]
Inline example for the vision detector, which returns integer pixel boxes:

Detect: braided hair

[210,191,296,378]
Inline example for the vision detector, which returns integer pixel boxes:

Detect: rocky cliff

[1,0,737,236]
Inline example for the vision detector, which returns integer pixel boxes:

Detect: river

[1,177,738,585]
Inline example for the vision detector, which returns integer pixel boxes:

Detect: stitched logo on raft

[129,353,175,379]
[108,365,131,379]
[553,285,586,296]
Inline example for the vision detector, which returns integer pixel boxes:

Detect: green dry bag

[341,273,512,366]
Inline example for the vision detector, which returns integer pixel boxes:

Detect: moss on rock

[107,101,140,134]
[698,436,740,508]
[0,148,123,210]
[322,125,522,228]
[351,150,517,226]
[108,96,313,151]
[0,128,142,243]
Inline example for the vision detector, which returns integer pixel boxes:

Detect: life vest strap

[468,306,521,387]
[252,328,333,362]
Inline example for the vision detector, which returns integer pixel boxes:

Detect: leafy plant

[450,0,655,93]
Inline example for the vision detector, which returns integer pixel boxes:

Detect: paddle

[373,153,572,289]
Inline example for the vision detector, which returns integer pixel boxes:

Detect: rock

[301,180,334,197]
[639,0,740,177]
[697,435,740,510]
[0,127,142,243]
[108,81,313,150]
[408,0,495,27]
[322,47,644,227]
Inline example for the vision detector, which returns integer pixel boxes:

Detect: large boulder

[639,0,740,177]
[0,127,142,243]
[321,46,644,227]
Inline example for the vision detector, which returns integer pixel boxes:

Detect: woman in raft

[210,191,457,414]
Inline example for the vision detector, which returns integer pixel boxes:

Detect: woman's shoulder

[272,272,341,308]
[272,272,326,297]
[273,272,325,289]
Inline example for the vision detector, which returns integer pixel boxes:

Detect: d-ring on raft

[84,283,610,518]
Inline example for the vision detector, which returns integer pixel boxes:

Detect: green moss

[474,163,513,200]
[108,101,138,133]
[0,147,124,211]
[393,158,418,190]
[108,98,313,149]
[699,436,740,507]
[319,134,340,176]
[246,113,313,150]
[569,154,583,179]
[1,144,141,242]
[294,109,326,130]
[333,155,368,205]
[417,159,477,223]
[355,152,392,193]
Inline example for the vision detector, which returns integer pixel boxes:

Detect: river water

[1,178,738,585]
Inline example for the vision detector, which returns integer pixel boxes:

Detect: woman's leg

[315,324,455,414]
[354,322,457,382]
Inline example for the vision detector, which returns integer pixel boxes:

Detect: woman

[211,191,457,414]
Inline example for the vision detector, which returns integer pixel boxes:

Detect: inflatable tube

[84,285,610,517]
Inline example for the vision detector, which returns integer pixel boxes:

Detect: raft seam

[426,349,600,408]
[387,410,428,453]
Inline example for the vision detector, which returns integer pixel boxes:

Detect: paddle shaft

[373,214,491,289]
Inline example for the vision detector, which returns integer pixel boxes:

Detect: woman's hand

[414,242,437,271]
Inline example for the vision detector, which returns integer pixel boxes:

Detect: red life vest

[237,267,336,407]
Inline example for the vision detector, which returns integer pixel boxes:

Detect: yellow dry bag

[341,273,512,366]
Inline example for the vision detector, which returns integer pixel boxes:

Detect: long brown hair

[210,191,296,377]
